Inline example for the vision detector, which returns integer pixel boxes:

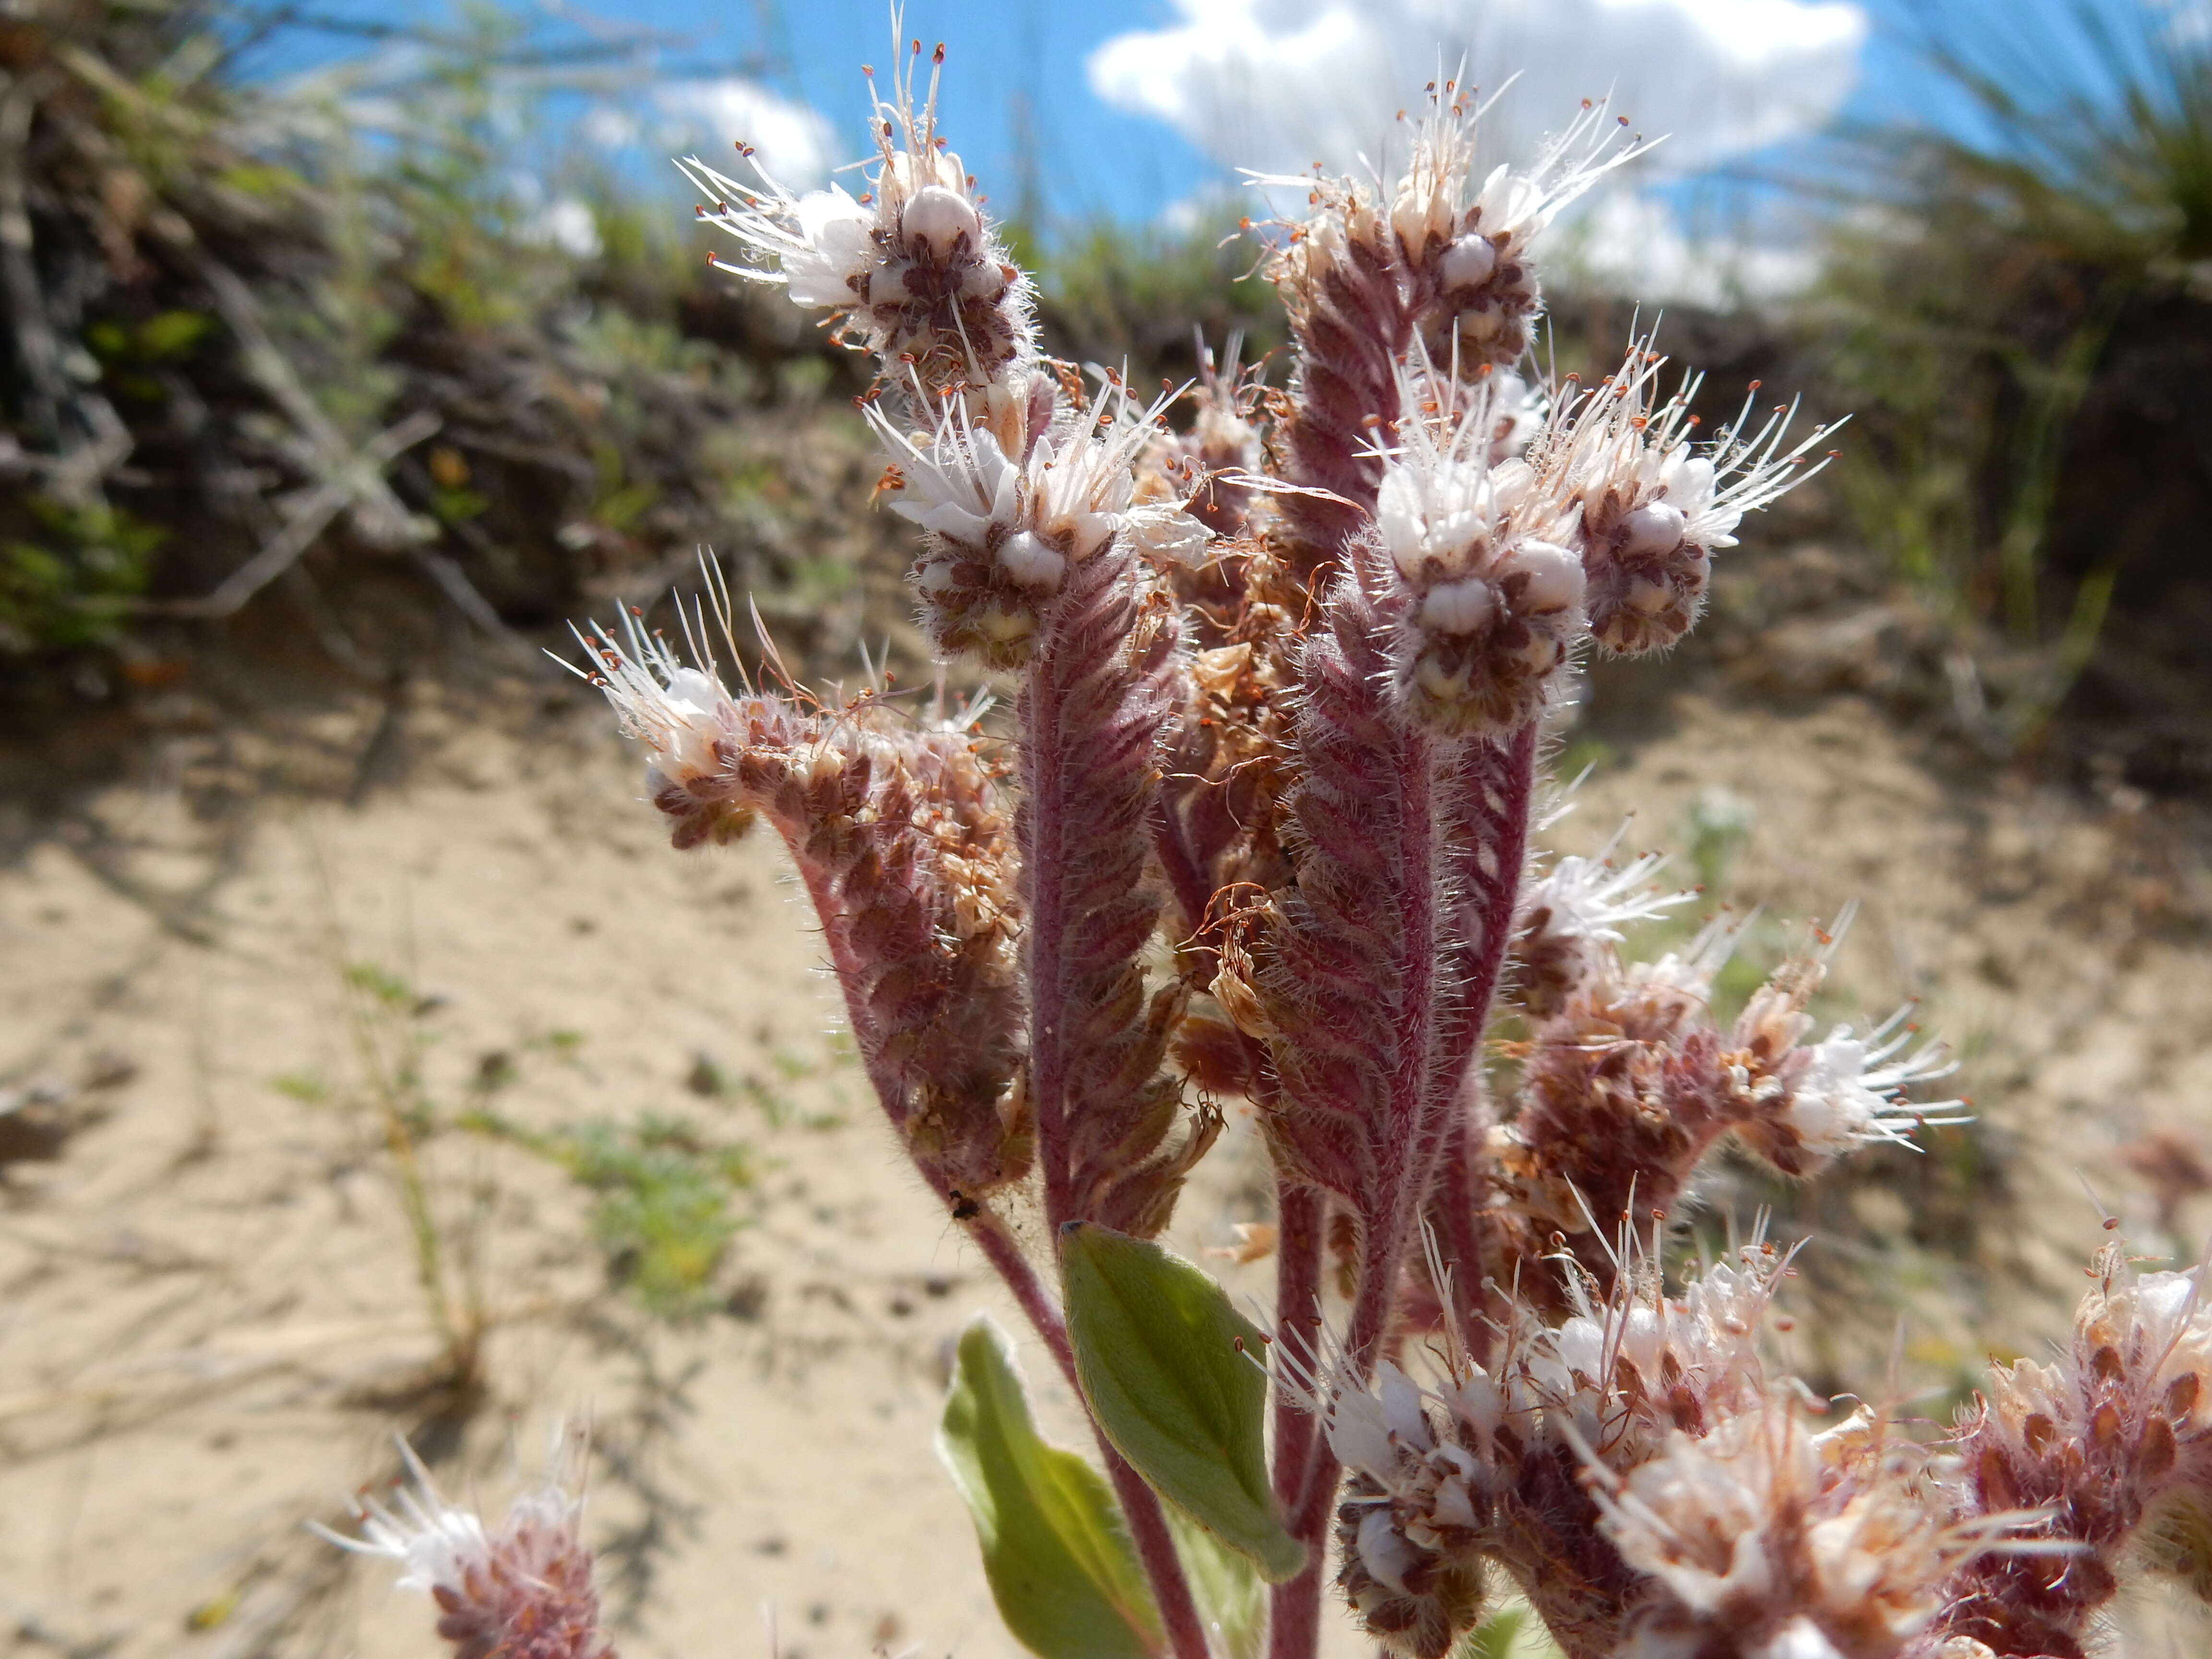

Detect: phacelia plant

[330,42,2212,1659]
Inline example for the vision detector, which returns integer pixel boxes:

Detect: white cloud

[532,198,605,261]
[1088,0,1866,184]
[1089,0,1863,308]
[591,79,838,193]
[1555,191,1820,306]
[2163,0,2212,46]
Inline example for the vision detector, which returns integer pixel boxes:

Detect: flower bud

[901,182,983,257]
[1419,577,1496,635]
[1541,339,1839,656]
[997,529,1065,590]
[686,93,1036,404]
[1436,234,1498,291]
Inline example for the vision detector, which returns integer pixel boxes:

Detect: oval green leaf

[1166,1504,1266,1659]
[938,1315,1163,1659]
[1059,1221,1307,1583]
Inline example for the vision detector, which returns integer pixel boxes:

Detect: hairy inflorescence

[314,38,2187,1659]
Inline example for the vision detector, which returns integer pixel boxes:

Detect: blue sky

[248,0,2168,261]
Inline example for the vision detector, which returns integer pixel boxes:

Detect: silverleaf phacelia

[499,46,2064,1659]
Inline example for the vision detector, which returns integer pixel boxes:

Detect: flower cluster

[1512,829,1689,1018]
[575,587,1030,1205]
[1487,885,1965,1296]
[1595,1403,1958,1659]
[685,43,1034,407]
[1307,1231,2210,1659]
[1262,82,1644,577]
[1941,1245,2212,1656]
[1311,1244,1794,1657]
[1535,344,1840,655]
[322,1434,612,1659]
[1383,89,1651,372]
[1369,366,1586,733]
[869,375,1202,665]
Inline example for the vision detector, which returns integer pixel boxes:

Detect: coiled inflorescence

[1370,366,1583,734]
[868,375,1193,667]
[1495,900,1963,1291]
[577,596,1030,1204]
[1309,1246,1792,1658]
[322,1433,613,1659]
[685,42,1034,409]
[1941,1245,2212,1658]
[1537,342,1839,655]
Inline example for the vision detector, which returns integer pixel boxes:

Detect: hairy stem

[1427,1107,1492,1352]
[1268,1178,1329,1659]
[1107,1453,1214,1659]
[1426,724,1538,1344]
[789,854,916,1137]
[965,1206,1075,1376]
[1017,543,1183,1234]
[1270,717,1540,1659]
[1266,1554,1330,1659]
[1023,627,1078,1223]
[1431,726,1538,1095]
[968,1209,1208,1659]
[1271,1178,1326,1510]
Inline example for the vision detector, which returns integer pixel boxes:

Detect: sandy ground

[2,657,2210,1658]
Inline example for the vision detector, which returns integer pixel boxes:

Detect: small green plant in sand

[466,1107,758,1320]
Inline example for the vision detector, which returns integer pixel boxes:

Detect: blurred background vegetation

[0,0,2207,801]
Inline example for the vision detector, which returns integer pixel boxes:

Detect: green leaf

[1166,1507,1265,1659]
[938,1317,1163,1659]
[1059,1221,1306,1583]
[1453,1599,1566,1659]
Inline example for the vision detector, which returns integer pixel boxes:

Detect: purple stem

[1429,726,1538,1102]
[1272,732,1440,1659]
[968,1207,1210,1659]
[1271,1178,1325,1511]
[1267,1178,1327,1659]
[1271,724,1540,1659]
[788,854,914,1136]
[791,843,1207,1659]
[1151,790,1220,944]
[1428,1109,1493,1356]
[1371,724,1439,1306]
[1426,725,1537,1344]
[1023,645,1078,1225]
[1106,1451,1215,1659]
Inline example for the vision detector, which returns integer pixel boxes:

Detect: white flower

[868,373,1170,588]
[1596,1407,1953,1659]
[319,1431,609,1659]
[680,72,984,314]
[1481,370,1547,463]
[781,185,875,307]
[1520,825,1692,942]
[1372,362,1564,586]
[1786,1006,1965,1155]
[569,609,736,794]
[678,52,1035,397]
[1636,909,1754,998]
[320,1440,494,1593]
[870,397,1025,547]
[1541,336,1841,555]
[1367,83,1651,267]
[1377,453,1497,577]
